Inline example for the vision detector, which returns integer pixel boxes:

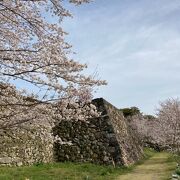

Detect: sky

[61,0,180,115]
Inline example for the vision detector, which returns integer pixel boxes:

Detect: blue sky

[62,0,180,114]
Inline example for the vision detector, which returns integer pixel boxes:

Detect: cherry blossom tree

[127,98,180,160]
[0,0,106,102]
[156,98,180,155]
[127,113,166,151]
[0,0,106,129]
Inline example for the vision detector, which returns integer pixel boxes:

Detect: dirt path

[117,152,175,180]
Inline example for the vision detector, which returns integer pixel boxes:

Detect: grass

[0,162,131,180]
[168,153,180,177]
[0,148,174,180]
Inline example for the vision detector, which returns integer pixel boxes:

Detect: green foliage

[119,106,140,117]
[176,168,180,175]
[143,115,156,120]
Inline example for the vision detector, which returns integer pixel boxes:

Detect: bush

[119,107,140,117]
[176,168,180,176]
[143,115,156,120]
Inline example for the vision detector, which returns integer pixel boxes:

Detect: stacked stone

[0,98,143,167]
[54,98,143,166]
[0,125,54,166]
[54,115,122,165]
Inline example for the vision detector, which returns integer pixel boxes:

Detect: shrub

[119,107,140,117]
[143,115,156,120]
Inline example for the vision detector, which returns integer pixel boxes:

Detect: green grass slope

[0,149,176,180]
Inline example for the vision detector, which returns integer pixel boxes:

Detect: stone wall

[0,98,143,167]
[100,99,143,165]
[0,123,54,166]
[53,98,143,166]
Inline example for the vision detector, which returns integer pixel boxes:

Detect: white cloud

[63,0,180,114]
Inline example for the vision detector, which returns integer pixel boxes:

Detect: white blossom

[0,0,106,130]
